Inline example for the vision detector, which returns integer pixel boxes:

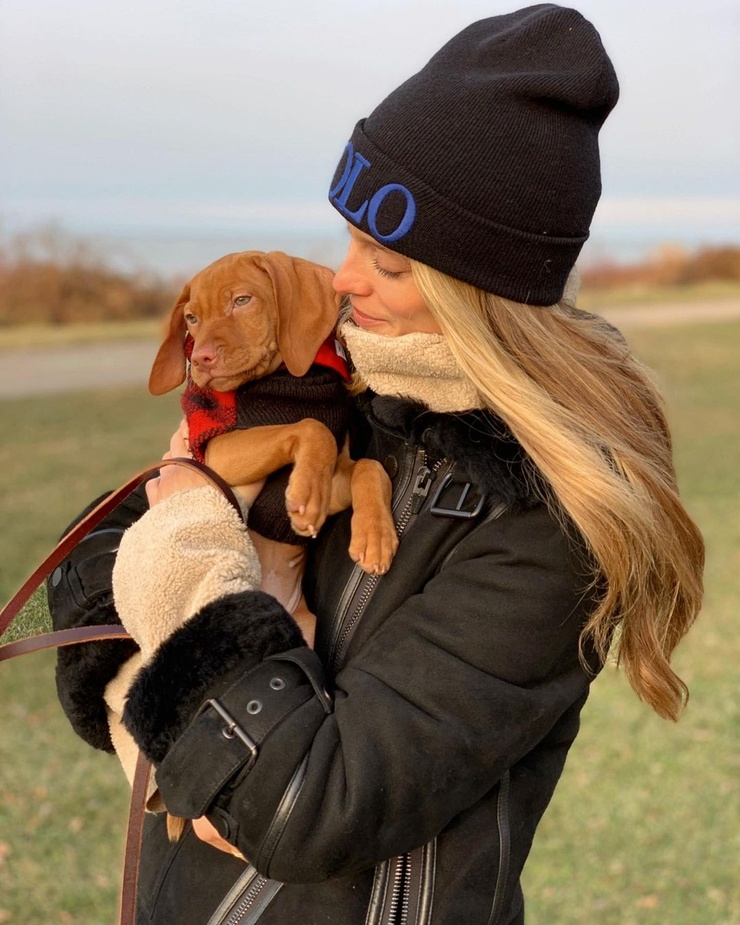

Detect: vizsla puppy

[148,250,398,842]
[149,250,398,622]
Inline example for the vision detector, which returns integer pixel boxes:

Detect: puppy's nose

[191,345,216,370]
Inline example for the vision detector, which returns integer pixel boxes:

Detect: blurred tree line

[580,242,740,289]
[1,225,739,327]
[0,225,178,326]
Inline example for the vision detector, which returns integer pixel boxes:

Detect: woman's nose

[332,256,353,295]
[333,247,369,296]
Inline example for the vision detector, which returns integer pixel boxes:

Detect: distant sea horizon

[92,225,740,281]
[2,221,738,281]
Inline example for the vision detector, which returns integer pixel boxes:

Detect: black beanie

[328,4,619,305]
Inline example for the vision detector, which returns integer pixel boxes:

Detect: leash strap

[0,623,133,661]
[0,457,248,924]
[0,456,246,649]
[120,751,153,925]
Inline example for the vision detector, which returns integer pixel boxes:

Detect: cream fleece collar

[340,322,484,413]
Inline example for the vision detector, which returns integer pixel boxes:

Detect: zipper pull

[411,465,434,514]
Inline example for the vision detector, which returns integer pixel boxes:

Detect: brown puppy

[149,249,398,603]
[149,250,399,843]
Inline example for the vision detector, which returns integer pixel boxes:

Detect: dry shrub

[0,225,178,326]
[581,243,740,290]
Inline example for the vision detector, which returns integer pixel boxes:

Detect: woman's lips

[351,304,385,328]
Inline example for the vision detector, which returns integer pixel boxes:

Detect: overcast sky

[1,0,738,271]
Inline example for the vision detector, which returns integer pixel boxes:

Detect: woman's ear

[148,283,191,395]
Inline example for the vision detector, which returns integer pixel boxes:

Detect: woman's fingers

[146,421,202,506]
[147,419,265,509]
[169,418,192,458]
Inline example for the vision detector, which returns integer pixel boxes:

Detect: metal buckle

[205,698,259,771]
[430,472,486,519]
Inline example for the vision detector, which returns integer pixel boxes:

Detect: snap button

[269,677,286,691]
[384,455,398,478]
[211,806,236,840]
[246,700,262,715]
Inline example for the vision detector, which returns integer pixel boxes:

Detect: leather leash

[0,457,248,924]
[0,457,246,648]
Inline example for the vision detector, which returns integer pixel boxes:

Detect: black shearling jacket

[49,393,601,925]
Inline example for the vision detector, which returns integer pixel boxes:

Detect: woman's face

[332,226,442,337]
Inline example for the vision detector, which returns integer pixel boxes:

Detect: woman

[49,6,704,924]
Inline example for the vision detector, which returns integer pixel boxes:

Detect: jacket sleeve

[123,502,595,883]
[47,486,147,752]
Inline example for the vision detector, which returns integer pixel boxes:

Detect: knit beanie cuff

[331,120,587,306]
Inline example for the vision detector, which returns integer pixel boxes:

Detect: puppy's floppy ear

[149,283,190,395]
[260,253,341,377]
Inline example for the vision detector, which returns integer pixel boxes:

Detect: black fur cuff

[55,615,139,753]
[122,590,305,764]
[48,485,150,752]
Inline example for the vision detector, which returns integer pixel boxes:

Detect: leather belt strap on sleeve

[0,457,248,925]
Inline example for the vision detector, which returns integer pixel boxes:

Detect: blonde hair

[409,261,704,721]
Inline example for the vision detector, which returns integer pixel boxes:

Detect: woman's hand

[145,420,204,506]
[192,815,247,861]
[146,420,265,509]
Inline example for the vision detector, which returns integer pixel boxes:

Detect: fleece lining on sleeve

[112,486,261,660]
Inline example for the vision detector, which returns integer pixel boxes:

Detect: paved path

[600,297,740,329]
[0,340,158,398]
[0,298,738,399]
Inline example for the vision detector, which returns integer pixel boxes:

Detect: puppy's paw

[348,511,399,576]
[286,466,333,538]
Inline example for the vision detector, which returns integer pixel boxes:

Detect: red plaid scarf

[181,335,350,463]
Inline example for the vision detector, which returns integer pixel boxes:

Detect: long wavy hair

[406,261,704,721]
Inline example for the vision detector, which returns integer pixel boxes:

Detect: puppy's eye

[234,295,252,307]
[184,312,198,326]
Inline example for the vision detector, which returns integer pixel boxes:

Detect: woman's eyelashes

[371,256,404,279]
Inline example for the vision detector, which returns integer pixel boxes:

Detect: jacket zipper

[330,448,448,673]
[328,444,421,670]
[207,865,282,925]
[370,840,436,925]
[223,872,268,925]
[338,448,450,925]
[392,854,411,925]
[398,854,413,925]
[324,448,446,925]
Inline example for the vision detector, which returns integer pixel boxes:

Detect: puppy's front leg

[329,441,398,575]
[204,421,338,537]
[282,420,337,537]
[346,460,398,575]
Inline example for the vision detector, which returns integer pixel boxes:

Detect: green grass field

[0,320,738,924]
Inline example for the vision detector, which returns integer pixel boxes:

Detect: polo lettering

[330,141,417,243]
